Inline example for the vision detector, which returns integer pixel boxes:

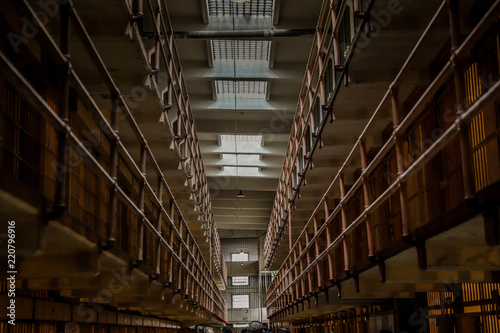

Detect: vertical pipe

[315,28,325,88]
[132,0,144,18]
[325,222,335,281]
[176,110,182,139]
[53,1,71,212]
[339,173,350,273]
[288,205,293,250]
[447,0,476,199]
[153,0,161,72]
[107,95,119,244]
[298,243,306,299]
[136,143,147,263]
[313,215,323,289]
[155,176,163,275]
[391,88,410,238]
[331,7,341,68]
[353,0,360,15]
[324,197,330,219]
[360,139,375,257]
[305,232,313,295]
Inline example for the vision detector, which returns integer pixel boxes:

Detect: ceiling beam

[173,29,316,40]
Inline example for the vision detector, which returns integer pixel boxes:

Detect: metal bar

[52,0,71,213]
[313,215,323,289]
[107,95,119,244]
[339,173,350,273]
[132,0,143,18]
[136,144,147,263]
[448,0,476,199]
[391,88,410,238]
[155,176,164,275]
[360,139,375,257]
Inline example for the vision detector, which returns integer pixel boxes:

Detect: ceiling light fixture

[237,190,246,198]
[231,0,250,3]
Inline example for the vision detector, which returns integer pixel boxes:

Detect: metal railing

[134,0,227,286]
[264,0,373,267]
[0,0,227,322]
[265,0,500,319]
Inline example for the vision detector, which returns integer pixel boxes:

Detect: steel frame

[264,0,500,320]
[0,0,228,323]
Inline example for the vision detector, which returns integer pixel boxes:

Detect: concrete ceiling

[167,0,324,239]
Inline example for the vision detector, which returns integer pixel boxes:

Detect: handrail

[4,0,226,320]
[265,0,500,316]
[264,0,450,268]
[71,5,225,305]
[264,0,372,267]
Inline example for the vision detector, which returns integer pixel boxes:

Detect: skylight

[212,40,271,66]
[210,40,272,78]
[219,134,263,153]
[216,81,267,99]
[219,154,262,166]
[221,166,260,177]
[208,0,273,16]
[218,135,264,177]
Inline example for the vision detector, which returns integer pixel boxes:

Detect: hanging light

[236,190,246,198]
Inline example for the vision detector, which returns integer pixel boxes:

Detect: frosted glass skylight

[220,154,262,166]
[212,40,271,68]
[208,0,273,16]
[216,81,267,100]
[217,135,264,177]
[221,166,260,177]
[219,134,263,153]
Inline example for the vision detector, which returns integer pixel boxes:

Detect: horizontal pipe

[173,29,317,40]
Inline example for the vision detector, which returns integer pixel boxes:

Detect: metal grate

[216,80,267,96]
[212,40,271,62]
[208,0,273,16]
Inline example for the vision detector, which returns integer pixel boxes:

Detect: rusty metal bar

[339,174,350,273]
[136,144,147,264]
[107,95,119,244]
[153,0,161,72]
[391,88,410,238]
[155,176,164,275]
[448,0,476,199]
[52,0,71,214]
[313,215,324,289]
[360,139,375,257]
[132,0,143,19]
